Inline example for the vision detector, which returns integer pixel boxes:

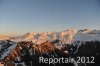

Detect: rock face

[0,40,100,66]
[0,40,70,66]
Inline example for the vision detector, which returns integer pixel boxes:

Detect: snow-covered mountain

[0,35,10,40]
[0,29,100,44]
[73,29,100,42]
[12,29,100,44]
[10,29,77,44]
[0,29,100,66]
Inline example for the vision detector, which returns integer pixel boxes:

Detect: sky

[0,0,100,35]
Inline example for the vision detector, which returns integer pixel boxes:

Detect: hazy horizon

[0,0,100,34]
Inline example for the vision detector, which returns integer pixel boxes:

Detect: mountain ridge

[0,29,100,44]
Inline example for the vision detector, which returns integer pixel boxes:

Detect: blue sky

[0,0,100,34]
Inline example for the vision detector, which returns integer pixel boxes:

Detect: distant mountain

[73,29,100,42]
[0,35,10,40]
[0,29,100,44]
[10,29,77,44]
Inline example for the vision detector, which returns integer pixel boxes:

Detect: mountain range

[0,29,100,66]
[0,29,100,44]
